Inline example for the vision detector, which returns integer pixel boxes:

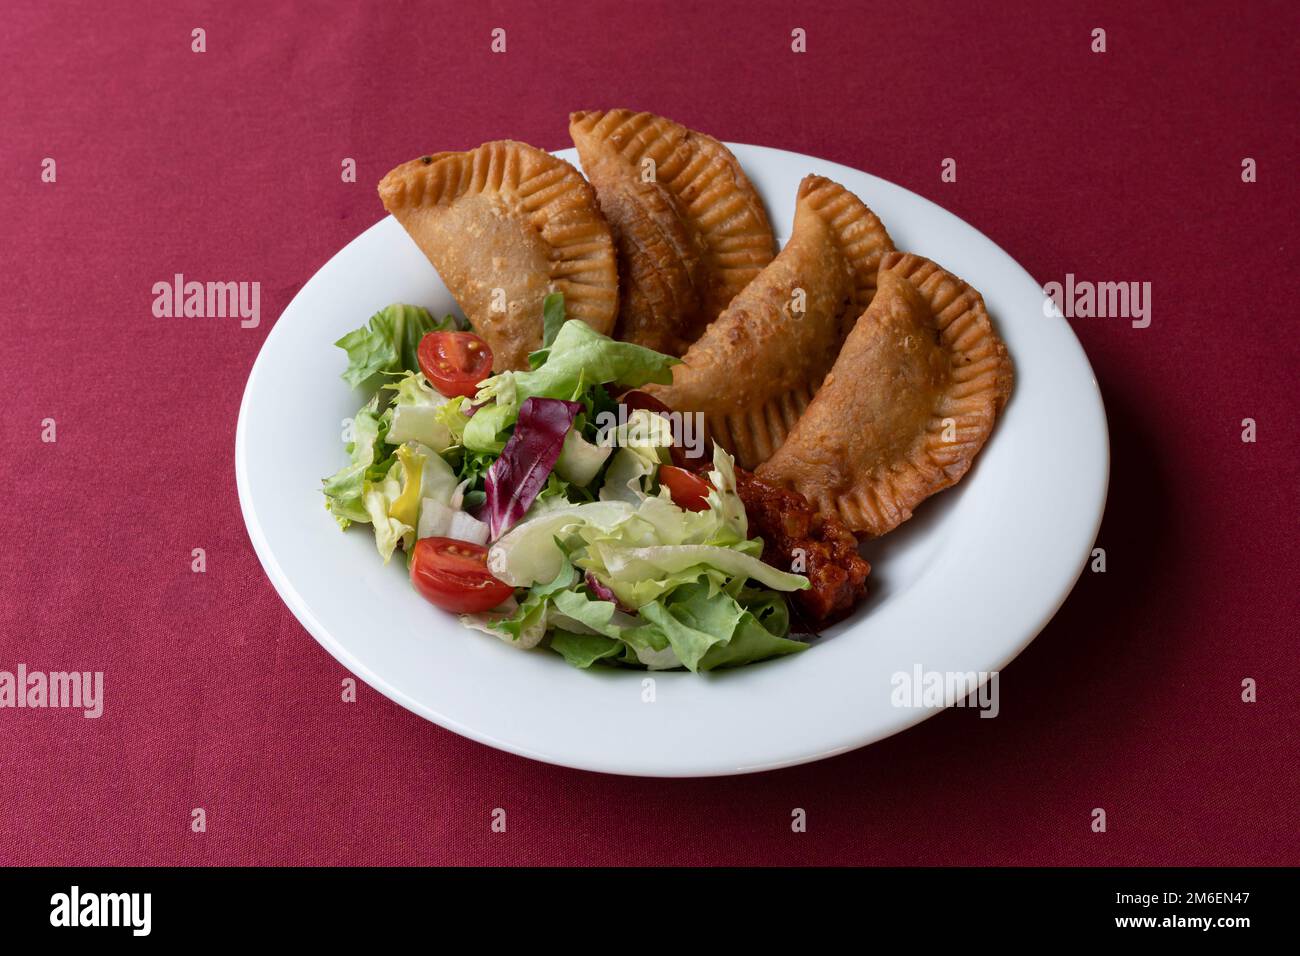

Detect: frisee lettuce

[334,304,458,390]
[322,395,391,529]
[475,319,678,422]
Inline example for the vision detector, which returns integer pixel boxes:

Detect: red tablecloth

[2,1,1295,866]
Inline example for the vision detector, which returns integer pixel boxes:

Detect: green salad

[322,296,810,672]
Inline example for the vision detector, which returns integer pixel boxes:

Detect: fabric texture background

[1,0,1295,865]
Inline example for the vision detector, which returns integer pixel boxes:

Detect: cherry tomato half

[410,537,514,614]
[418,331,494,398]
[659,465,714,512]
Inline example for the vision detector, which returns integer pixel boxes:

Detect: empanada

[379,140,618,371]
[646,175,894,469]
[757,252,1013,538]
[569,109,775,355]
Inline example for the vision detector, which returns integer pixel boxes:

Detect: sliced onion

[416,497,455,539]
[448,511,489,545]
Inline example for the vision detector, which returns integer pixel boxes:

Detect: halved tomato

[418,331,494,398]
[409,537,514,613]
[659,464,713,512]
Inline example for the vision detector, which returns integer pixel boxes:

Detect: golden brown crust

[378,140,618,370]
[569,109,775,355]
[756,252,1013,538]
[646,175,893,469]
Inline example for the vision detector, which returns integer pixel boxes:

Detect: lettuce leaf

[598,408,673,504]
[488,556,576,641]
[550,589,627,638]
[383,371,453,450]
[555,428,612,486]
[637,581,808,672]
[697,615,808,670]
[541,292,566,350]
[487,500,636,586]
[387,444,428,532]
[549,630,623,668]
[462,401,516,455]
[703,443,748,544]
[478,319,678,408]
[461,596,547,649]
[361,458,412,562]
[593,543,808,597]
[638,586,741,671]
[618,623,680,670]
[334,304,455,390]
[322,395,390,528]
[434,396,471,446]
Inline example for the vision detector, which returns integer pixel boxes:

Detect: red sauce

[735,467,870,625]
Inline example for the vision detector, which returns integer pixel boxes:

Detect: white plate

[236,144,1108,777]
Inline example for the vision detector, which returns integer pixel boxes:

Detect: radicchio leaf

[484,397,582,540]
[585,571,633,614]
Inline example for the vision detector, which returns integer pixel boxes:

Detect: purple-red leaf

[484,398,582,540]
[585,571,617,603]
[585,571,633,614]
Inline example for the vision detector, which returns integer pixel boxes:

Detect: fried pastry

[569,109,775,355]
[378,141,618,371]
[757,252,1013,538]
[645,175,893,469]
